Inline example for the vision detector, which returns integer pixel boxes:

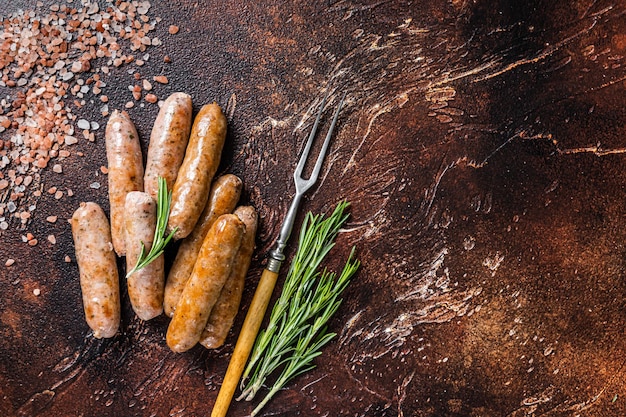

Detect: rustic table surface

[2,0,626,416]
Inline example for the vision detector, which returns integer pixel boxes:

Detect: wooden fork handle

[211,267,279,417]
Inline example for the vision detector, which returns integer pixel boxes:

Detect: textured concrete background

[2,0,626,416]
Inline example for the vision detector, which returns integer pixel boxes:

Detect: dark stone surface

[2,0,626,416]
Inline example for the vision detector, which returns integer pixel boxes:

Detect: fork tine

[294,90,330,179]
[307,91,347,184]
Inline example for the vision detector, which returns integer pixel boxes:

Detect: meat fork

[211,91,346,417]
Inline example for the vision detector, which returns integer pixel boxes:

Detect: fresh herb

[238,201,359,416]
[126,177,177,277]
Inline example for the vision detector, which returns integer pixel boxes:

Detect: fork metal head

[293,91,347,195]
[267,90,347,269]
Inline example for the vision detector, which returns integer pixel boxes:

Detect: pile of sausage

[70,93,257,353]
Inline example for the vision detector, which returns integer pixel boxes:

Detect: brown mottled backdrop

[2,0,626,416]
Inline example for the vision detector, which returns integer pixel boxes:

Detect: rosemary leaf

[126,177,177,278]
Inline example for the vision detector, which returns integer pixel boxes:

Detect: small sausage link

[166,214,244,353]
[144,92,193,199]
[167,103,227,240]
[71,202,120,339]
[163,174,242,317]
[125,192,164,320]
[200,206,257,349]
[106,110,144,256]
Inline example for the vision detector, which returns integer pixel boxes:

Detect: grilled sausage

[71,202,120,339]
[166,214,244,353]
[199,206,257,349]
[143,92,193,199]
[163,174,242,317]
[167,103,227,240]
[125,192,164,320]
[106,110,144,256]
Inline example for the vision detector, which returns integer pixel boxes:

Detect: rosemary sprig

[240,202,350,390]
[238,201,360,415]
[126,177,177,278]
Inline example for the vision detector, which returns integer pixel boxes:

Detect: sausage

[166,214,244,353]
[71,202,120,339]
[199,206,257,349]
[105,110,144,256]
[125,192,164,320]
[167,103,227,240]
[143,92,193,199]
[163,174,242,317]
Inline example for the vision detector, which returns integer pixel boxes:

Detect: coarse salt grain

[71,61,83,73]
[77,119,91,130]
[5,259,15,267]
[47,235,56,244]
[33,288,41,296]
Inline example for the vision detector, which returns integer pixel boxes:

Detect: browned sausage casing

[106,110,144,256]
[71,202,120,339]
[200,206,257,349]
[143,92,193,199]
[163,174,242,317]
[125,192,164,320]
[166,214,244,353]
[167,103,227,240]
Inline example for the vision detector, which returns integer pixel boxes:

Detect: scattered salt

[0,0,167,232]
